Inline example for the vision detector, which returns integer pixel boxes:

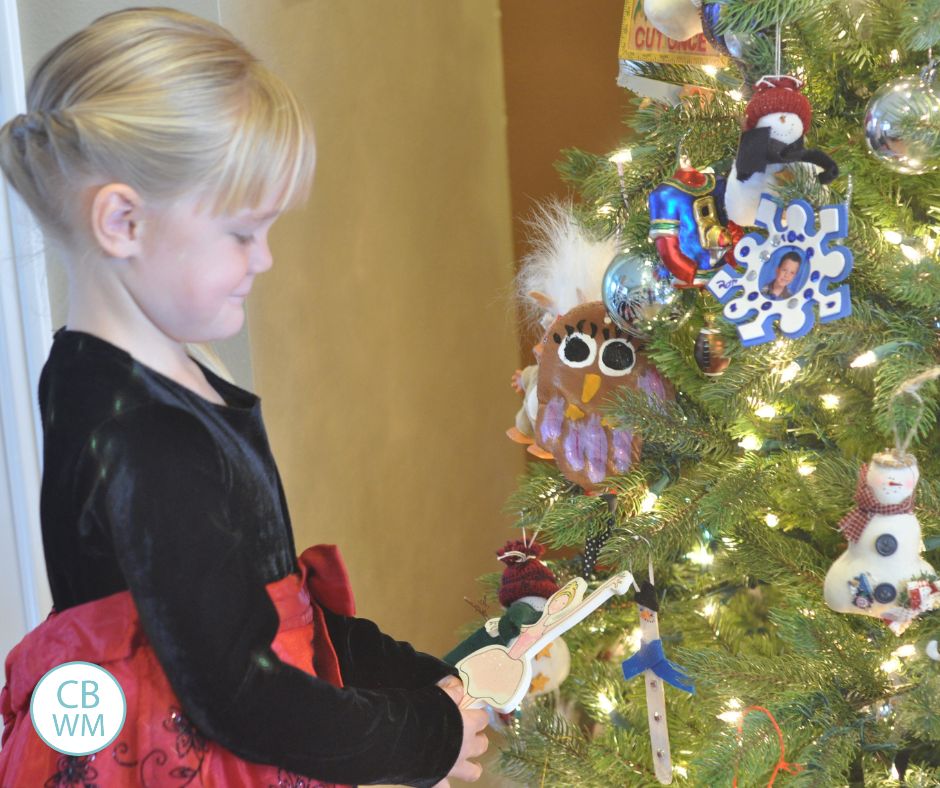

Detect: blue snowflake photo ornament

[706,194,853,346]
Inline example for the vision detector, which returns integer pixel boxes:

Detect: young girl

[0,8,487,786]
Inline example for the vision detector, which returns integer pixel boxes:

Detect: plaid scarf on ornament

[838,463,915,543]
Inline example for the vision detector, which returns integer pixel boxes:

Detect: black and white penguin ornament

[823,451,940,633]
[725,76,839,227]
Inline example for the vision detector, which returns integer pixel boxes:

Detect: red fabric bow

[838,464,914,543]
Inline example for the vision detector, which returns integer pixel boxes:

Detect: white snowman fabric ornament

[824,451,939,632]
[642,0,702,42]
[725,76,838,227]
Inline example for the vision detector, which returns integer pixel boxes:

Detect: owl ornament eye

[534,301,674,493]
[598,338,635,376]
[556,331,597,368]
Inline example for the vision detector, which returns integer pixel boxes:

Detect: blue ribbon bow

[622,639,695,694]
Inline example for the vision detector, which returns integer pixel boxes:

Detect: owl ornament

[535,301,673,493]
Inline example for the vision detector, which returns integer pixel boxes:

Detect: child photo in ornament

[707,196,853,346]
[760,250,803,300]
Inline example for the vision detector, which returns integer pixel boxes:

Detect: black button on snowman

[824,451,939,632]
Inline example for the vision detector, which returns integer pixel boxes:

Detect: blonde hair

[0,7,315,244]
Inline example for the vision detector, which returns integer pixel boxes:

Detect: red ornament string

[732,706,804,787]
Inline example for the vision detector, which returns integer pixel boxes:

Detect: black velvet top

[39,329,463,786]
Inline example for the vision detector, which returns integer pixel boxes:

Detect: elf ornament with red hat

[443,538,571,701]
[725,75,839,227]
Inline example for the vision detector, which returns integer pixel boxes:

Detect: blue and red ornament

[648,166,743,286]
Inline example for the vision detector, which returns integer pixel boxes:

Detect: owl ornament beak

[564,374,602,421]
[581,373,602,404]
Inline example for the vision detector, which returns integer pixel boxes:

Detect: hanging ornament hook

[843,173,854,213]
[890,366,940,455]
[676,129,693,169]
[774,20,782,78]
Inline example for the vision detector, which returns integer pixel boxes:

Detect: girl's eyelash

[232,233,255,245]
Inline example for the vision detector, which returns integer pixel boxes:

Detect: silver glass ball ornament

[864,61,940,174]
[602,250,676,330]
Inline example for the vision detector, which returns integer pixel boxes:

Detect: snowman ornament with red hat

[725,75,839,227]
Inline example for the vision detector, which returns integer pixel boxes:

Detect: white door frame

[0,0,53,639]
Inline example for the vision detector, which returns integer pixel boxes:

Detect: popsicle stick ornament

[621,561,695,785]
[456,570,635,712]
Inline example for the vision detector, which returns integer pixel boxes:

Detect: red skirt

[0,545,356,787]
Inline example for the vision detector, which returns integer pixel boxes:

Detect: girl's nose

[252,239,273,273]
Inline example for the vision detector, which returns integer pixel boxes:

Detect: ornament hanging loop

[920,56,939,86]
[774,21,782,78]
[676,129,693,169]
[890,366,940,455]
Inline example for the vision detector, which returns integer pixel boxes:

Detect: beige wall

[224,0,522,657]
[501,0,631,357]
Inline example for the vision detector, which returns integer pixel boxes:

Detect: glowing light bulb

[779,361,802,383]
[687,544,714,566]
[754,403,777,419]
[890,49,900,63]
[597,693,616,714]
[881,229,903,244]
[765,512,780,528]
[738,434,762,451]
[595,204,617,217]
[608,149,633,164]
[820,393,840,409]
[900,244,922,262]
[728,89,743,101]
[627,626,643,651]
[702,64,718,77]
[640,490,659,513]
[851,350,877,368]
[701,600,718,617]
[880,657,901,674]
[797,462,816,476]
[675,766,689,779]
[893,644,917,658]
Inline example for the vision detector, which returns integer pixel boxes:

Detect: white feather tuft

[517,200,619,327]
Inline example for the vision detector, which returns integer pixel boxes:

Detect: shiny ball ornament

[694,326,730,376]
[700,2,758,59]
[602,251,676,330]
[864,64,940,174]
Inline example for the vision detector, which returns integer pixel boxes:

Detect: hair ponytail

[0,7,314,245]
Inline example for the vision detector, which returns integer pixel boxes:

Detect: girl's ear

[89,184,145,258]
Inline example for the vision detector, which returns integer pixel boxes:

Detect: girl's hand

[434,675,489,786]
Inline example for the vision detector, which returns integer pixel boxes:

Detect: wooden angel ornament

[455,570,634,713]
[444,538,571,702]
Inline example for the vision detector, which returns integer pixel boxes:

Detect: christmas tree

[464,1,940,785]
